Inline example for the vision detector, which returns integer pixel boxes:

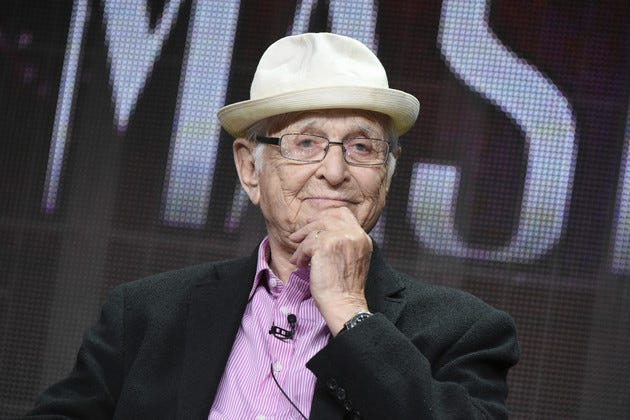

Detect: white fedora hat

[217,32,419,137]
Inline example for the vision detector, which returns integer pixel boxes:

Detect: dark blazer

[26,248,519,419]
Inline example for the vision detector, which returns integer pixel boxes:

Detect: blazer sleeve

[306,298,519,419]
[25,287,125,420]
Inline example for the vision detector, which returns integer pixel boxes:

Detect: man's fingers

[289,222,326,243]
[288,227,311,243]
[289,229,319,266]
[290,207,359,243]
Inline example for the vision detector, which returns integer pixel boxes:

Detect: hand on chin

[288,207,371,334]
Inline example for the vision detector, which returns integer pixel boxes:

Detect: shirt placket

[267,273,297,411]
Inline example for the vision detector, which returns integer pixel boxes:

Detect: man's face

[253,110,392,249]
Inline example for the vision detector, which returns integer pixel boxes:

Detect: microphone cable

[268,313,306,419]
[270,362,308,420]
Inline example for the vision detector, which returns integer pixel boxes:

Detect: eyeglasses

[256,133,391,166]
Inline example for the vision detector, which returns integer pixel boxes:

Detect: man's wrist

[340,309,373,333]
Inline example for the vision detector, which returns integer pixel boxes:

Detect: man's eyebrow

[354,123,380,137]
[293,120,382,138]
[294,119,319,132]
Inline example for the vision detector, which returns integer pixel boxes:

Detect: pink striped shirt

[208,237,330,419]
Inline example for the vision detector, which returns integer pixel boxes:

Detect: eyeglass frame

[255,133,393,167]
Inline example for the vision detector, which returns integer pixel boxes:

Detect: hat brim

[217,86,420,138]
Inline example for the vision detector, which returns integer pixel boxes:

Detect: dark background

[1,0,629,418]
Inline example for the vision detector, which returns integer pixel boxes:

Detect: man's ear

[233,138,260,205]
[392,144,402,160]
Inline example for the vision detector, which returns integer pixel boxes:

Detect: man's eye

[296,138,316,148]
[348,140,373,153]
[295,137,321,149]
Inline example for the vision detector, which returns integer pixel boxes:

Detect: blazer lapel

[176,252,258,419]
[363,247,406,323]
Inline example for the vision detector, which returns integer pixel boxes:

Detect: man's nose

[317,142,349,183]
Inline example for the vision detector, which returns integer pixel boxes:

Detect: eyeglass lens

[280,134,388,165]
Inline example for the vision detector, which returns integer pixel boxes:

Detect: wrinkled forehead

[265,109,390,138]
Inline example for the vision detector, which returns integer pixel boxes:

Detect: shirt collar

[250,236,311,300]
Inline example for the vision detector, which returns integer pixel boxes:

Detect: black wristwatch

[340,310,373,333]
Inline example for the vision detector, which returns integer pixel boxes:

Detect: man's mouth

[304,197,356,207]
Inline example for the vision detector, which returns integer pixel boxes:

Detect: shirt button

[280,306,289,314]
[256,415,266,420]
[269,277,277,287]
[273,361,282,372]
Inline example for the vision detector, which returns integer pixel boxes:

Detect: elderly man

[26,33,519,419]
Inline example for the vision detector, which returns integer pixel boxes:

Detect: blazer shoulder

[370,252,493,312]
[109,255,254,309]
[388,267,516,332]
